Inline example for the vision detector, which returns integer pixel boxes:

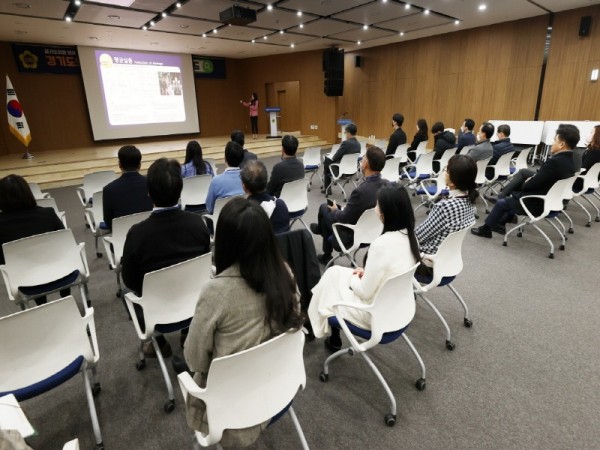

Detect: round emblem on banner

[7,100,23,118]
[202,60,214,73]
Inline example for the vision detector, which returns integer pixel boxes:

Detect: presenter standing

[240,93,259,140]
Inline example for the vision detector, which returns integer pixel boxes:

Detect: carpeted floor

[1,153,599,450]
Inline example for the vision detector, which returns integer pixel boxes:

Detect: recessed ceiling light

[74,0,81,5]
[176,2,181,7]
[251,39,255,43]
[267,4,273,11]
[279,30,284,34]
[423,9,430,15]
[363,24,368,30]
[454,20,460,25]
[150,20,155,26]
[263,36,267,39]
[142,25,147,30]
[162,12,167,17]
[405,3,410,10]
[382,0,387,3]
[299,23,304,29]
[12,3,31,9]
[399,31,404,36]
[357,41,361,45]
[213,29,217,33]
[290,43,295,48]
[202,33,206,37]
[297,11,302,17]
[479,4,487,11]
[65,16,72,22]
[180,24,189,28]
[108,15,120,19]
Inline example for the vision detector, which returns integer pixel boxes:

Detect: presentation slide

[78,46,199,141]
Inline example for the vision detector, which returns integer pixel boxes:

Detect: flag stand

[22,148,34,159]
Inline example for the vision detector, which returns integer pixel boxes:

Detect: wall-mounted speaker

[355,55,362,68]
[323,48,344,96]
[579,16,592,37]
[324,78,344,97]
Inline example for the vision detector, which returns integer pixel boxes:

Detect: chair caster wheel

[549,253,554,259]
[559,244,565,251]
[474,214,479,220]
[568,228,574,234]
[92,382,101,397]
[136,360,146,371]
[485,209,489,214]
[116,289,122,298]
[464,318,473,328]
[595,217,600,222]
[446,340,455,351]
[96,443,104,450]
[347,348,354,356]
[85,223,90,229]
[164,400,175,413]
[586,223,591,228]
[319,372,329,382]
[517,232,522,237]
[384,413,396,427]
[415,378,426,391]
[96,252,102,257]
[502,241,507,247]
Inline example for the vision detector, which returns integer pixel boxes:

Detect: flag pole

[6,75,34,159]
[22,148,34,159]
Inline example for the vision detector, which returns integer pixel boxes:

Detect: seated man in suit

[385,113,407,157]
[432,121,457,173]
[471,124,578,238]
[322,123,361,194]
[102,145,153,230]
[267,135,305,197]
[205,141,245,214]
[485,124,516,179]
[122,158,211,357]
[310,146,388,264]
[467,122,494,162]
[457,118,476,152]
[242,160,290,234]
[231,129,257,169]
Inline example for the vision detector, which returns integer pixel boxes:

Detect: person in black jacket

[231,130,257,168]
[102,145,153,230]
[573,125,600,192]
[311,146,389,264]
[266,135,305,197]
[432,121,457,173]
[457,118,476,152]
[322,123,361,193]
[407,118,429,162]
[385,113,407,157]
[121,158,211,357]
[485,124,516,179]
[472,124,579,238]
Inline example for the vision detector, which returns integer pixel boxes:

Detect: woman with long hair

[407,118,429,161]
[308,185,421,352]
[240,92,259,140]
[184,197,303,447]
[415,154,478,274]
[574,125,600,192]
[181,140,214,178]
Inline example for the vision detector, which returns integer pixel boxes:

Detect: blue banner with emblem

[12,43,80,74]
[192,55,226,79]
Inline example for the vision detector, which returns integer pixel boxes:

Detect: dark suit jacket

[121,208,211,295]
[433,131,457,160]
[0,207,64,264]
[102,172,153,230]
[573,149,600,192]
[247,192,290,235]
[330,137,361,163]
[386,128,407,156]
[456,131,476,152]
[266,156,305,197]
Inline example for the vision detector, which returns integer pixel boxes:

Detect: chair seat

[401,171,429,180]
[304,165,319,170]
[414,273,456,287]
[18,270,80,296]
[509,167,516,174]
[416,186,449,196]
[155,317,193,334]
[547,211,561,219]
[289,210,305,219]
[328,317,408,345]
[1,355,84,401]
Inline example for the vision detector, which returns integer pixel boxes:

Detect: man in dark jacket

[267,135,305,197]
[102,145,153,230]
[385,113,407,157]
[432,121,457,172]
[457,118,476,152]
[322,123,361,193]
[486,124,516,178]
[472,124,578,238]
[231,129,257,168]
[310,146,388,264]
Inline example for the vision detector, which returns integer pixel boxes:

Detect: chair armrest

[101,235,116,269]
[177,371,207,405]
[83,208,97,233]
[518,195,546,220]
[0,265,16,301]
[82,307,100,363]
[75,187,87,207]
[78,243,90,279]
[124,291,148,339]
[328,162,340,178]
[330,302,379,352]
[331,222,358,255]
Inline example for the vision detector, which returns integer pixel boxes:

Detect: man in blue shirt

[205,141,245,213]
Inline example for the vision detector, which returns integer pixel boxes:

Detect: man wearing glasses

[321,123,361,194]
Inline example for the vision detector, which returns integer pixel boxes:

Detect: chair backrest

[180,174,212,209]
[541,176,576,214]
[85,191,104,230]
[279,179,308,214]
[413,151,434,176]
[416,140,428,152]
[581,162,600,191]
[0,296,96,395]
[137,253,213,334]
[375,139,388,149]
[438,148,457,172]
[301,146,321,167]
[110,211,152,267]
[427,227,470,287]
[353,208,384,247]
[487,152,513,180]
[28,183,49,200]
[199,330,305,440]
[36,197,61,216]
[337,153,360,177]
[1,230,88,299]
[512,147,532,171]
[359,140,368,155]
[381,157,403,183]
[204,158,218,176]
[459,145,474,155]
[475,157,492,184]
[394,144,409,161]
[330,144,340,155]
[81,171,116,203]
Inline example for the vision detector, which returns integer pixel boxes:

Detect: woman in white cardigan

[308,185,421,352]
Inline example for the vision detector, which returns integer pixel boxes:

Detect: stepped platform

[0,134,330,189]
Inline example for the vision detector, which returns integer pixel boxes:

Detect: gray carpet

[1,154,599,450]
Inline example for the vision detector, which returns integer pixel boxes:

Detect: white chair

[381,157,403,183]
[413,228,472,351]
[37,197,67,227]
[572,162,600,227]
[510,147,533,174]
[393,143,410,162]
[327,207,383,269]
[375,139,388,149]
[203,195,243,241]
[301,146,322,191]
[204,158,218,175]
[178,330,308,449]
[400,151,434,187]
[279,178,309,231]
[180,174,212,210]
[84,191,108,257]
[414,161,454,213]
[63,439,80,450]
[0,229,91,311]
[327,153,359,202]
[434,148,457,176]
[75,171,116,206]
[28,182,50,200]
[319,264,425,427]
[124,253,213,413]
[482,152,513,195]
[474,157,493,214]
[459,145,474,155]
[0,296,103,449]
[503,176,577,259]
[102,211,152,297]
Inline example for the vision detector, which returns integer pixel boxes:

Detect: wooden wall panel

[539,6,600,121]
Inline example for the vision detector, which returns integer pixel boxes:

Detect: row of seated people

[1,123,599,447]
